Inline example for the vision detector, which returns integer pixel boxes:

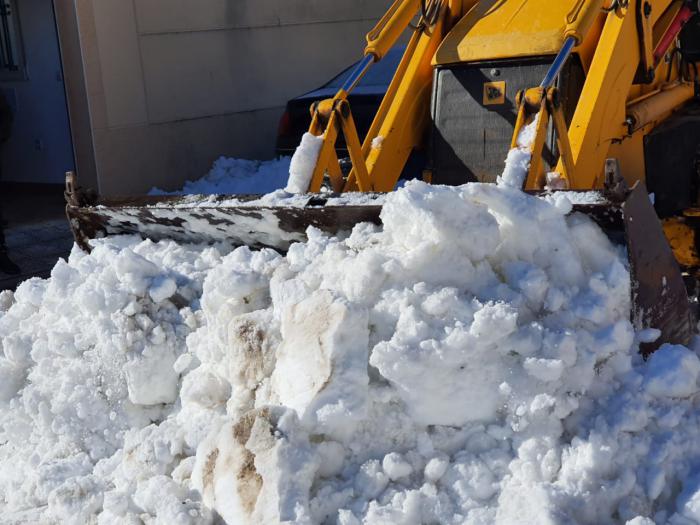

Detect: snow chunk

[194,407,318,525]
[499,147,532,189]
[424,456,449,483]
[150,156,291,196]
[497,116,539,189]
[5,150,698,525]
[644,344,700,398]
[285,132,324,194]
[382,452,413,481]
[271,289,369,441]
[149,276,177,303]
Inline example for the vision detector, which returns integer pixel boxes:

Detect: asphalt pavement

[0,184,74,292]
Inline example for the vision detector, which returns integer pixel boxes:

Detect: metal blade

[623,183,693,353]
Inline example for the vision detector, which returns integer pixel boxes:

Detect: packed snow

[285,132,325,194]
[4,135,700,524]
[497,117,539,189]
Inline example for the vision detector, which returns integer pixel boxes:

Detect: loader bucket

[65,192,384,253]
[65,179,692,354]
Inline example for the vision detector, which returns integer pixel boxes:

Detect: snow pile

[149,131,323,197]
[0,238,229,524]
[4,178,700,523]
[150,157,291,196]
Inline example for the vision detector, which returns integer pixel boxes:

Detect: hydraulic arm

[306,0,474,193]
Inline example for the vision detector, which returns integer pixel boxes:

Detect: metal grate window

[0,0,24,78]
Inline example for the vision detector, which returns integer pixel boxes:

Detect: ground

[0,183,72,292]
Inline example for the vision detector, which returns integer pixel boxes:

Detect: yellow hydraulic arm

[305,0,472,193]
[512,0,696,190]
[509,0,607,190]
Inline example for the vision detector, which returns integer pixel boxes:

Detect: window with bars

[0,0,25,80]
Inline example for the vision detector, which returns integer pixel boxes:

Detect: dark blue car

[275,46,406,157]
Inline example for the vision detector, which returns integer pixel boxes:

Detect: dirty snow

[3,175,700,524]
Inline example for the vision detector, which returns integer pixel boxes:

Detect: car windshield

[323,46,405,89]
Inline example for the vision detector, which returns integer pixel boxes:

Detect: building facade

[6,0,392,195]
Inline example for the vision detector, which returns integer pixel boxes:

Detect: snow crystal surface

[4,135,700,524]
[4,177,700,524]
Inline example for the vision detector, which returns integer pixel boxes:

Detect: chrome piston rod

[540,36,576,88]
[341,54,376,94]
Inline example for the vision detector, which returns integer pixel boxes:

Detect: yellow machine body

[434,0,589,64]
[307,0,695,191]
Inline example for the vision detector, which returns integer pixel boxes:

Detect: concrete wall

[66,0,392,196]
[0,0,75,184]
[54,0,98,191]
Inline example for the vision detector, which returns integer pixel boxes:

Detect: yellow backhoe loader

[66,0,700,353]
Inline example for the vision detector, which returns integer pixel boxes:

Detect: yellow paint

[301,0,700,287]
[434,0,597,65]
[564,0,607,44]
[353,0,468,192]
[653,1,683,52]
[606,132,647,188]
[638,0,655,78]
[365,0,421,60]
[664,218,700,268]
[627,82,695,132]
[556,0,679,189]
[512,87,576,189]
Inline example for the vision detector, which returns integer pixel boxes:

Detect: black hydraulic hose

[410,0,442,32]
[603,0,629,13]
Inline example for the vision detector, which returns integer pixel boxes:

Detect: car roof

[292,45,406,101]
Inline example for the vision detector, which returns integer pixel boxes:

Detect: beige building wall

[59,0,392,196]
